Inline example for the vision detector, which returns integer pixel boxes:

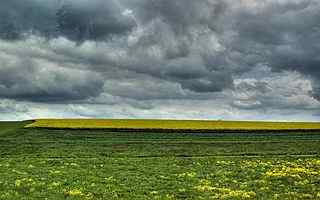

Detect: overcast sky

[0,0,320,121]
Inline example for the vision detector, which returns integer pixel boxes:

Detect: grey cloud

[0,99,28,113]
[230,0,320,97]
[0,52,104,102]
[104,77,185,101]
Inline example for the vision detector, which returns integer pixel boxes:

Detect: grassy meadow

[0,120,320,199]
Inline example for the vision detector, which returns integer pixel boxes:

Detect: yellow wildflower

[15,180,22,187]
[64,189,83,197]
[150,191,159,195]
[177,172,196,178]
[178,188,186,192]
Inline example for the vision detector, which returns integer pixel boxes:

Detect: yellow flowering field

[25,119,320,132]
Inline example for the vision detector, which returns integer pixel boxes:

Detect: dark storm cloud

[0,0,234,96]
[139,0,227,33]
[56,0,136,42]
[1,0,320,120]
[0,0,135,42]
[0,0,62,40]
[124,0,234,93]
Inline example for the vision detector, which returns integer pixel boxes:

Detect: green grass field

[1,121,320,199]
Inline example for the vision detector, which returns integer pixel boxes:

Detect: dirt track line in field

[0,154,318,159]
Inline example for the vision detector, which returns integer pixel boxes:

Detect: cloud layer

[0,0,319,121]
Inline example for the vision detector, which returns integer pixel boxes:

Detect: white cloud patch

[232,69,319,110]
